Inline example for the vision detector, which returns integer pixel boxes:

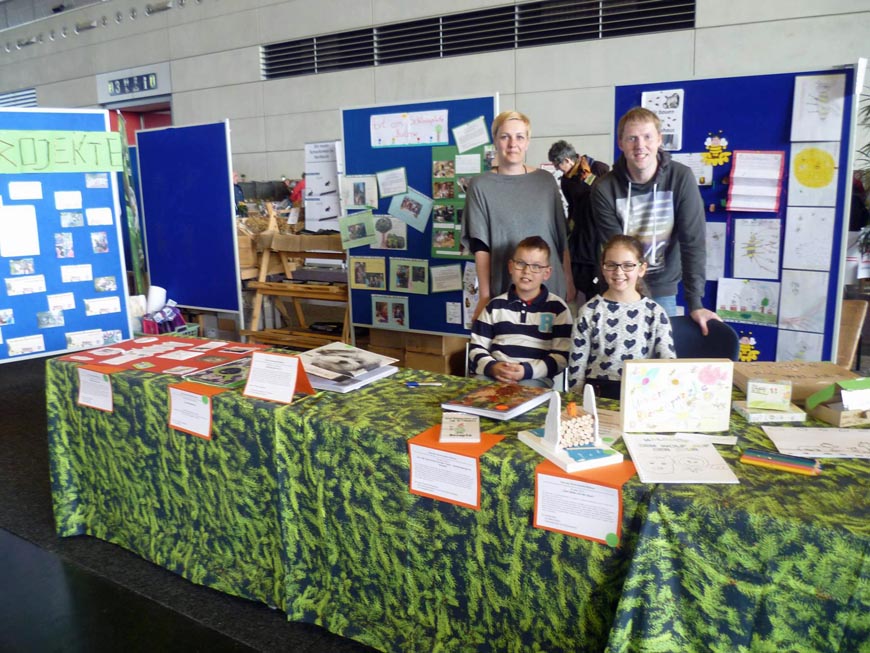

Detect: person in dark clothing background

[548,140,610,303]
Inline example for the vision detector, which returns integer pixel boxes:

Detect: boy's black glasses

[602,262,639,271]
[512,260,549,273]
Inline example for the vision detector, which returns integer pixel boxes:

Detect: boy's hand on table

[491,362,525,383]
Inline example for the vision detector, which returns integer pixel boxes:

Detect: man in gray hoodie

[592,107,720,334]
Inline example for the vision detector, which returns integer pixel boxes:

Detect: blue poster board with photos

[0,108,132,363]
[342,96,497,336]
[615,66,856,363]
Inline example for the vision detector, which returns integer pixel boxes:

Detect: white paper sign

[409,444,478,507]
[376,167,408,197]
[5,274,46,296]
[77,367,113,412]
[452,116,490,154]
[841,388,870,412]
[243,352,300,404]
[85,207,114,226]
[61,264,94,282]
[535,473,619,542]
[8,181,42,200]
[54,190,82,210]
[0,205,40,257]
[169,386,212,439]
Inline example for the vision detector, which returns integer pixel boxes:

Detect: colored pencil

[740,448,821,476]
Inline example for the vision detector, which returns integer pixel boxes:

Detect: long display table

[46,357,870,652]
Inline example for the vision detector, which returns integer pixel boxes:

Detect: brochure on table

[623,434,739,484]
[61,334,266,375]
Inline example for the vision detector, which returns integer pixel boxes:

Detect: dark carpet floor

[0,356,377,653]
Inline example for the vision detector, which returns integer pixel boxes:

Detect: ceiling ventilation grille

[0,87,37,107]
[262,0,694,80]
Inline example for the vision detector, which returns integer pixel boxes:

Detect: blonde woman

[462,111,574,320]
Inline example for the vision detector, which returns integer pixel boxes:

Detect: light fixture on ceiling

[16,36,37,48]
[75,19,99,33]
[146,1,174,15]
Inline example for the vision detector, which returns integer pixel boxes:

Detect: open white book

[295,342,398,392]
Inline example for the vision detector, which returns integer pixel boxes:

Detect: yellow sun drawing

[793,147,835,188]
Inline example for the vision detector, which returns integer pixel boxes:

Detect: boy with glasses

[468,236,572,388]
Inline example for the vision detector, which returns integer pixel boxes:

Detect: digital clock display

[107,73,158,97]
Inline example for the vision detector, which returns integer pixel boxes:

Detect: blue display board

[615,68,855,362]
[343,96,496,336]
[0,108,132,363]
[137,122,242,317]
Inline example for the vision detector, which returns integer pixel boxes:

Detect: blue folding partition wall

[615,67,857,362]
[342,96,497,336]
[0,108,132,363]
[136,121,243,320]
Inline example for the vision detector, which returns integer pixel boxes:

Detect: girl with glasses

[567,234,675,397]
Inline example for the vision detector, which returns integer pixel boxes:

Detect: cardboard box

[733,361,861,403]
[805,378,870,427]
[237,230,257,268]
[256,231,276,250]
[368,345,404,367]
[369,328,406,348]
[405,333,468,356]
[405,350,466,376]
[271,233,343,252]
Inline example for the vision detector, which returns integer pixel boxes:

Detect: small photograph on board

[433,181,454,199]
[94,276,118,292]
[371,294,409,331]
[60,211,84,228]
[370,216,407,250]
[91,231,110,254]
[349,256,387,291]
[433,159,455,178]
[340,174,378,210]
[387,187,433,233]
[54,232,74,258]
[433,204,457,223]
[9,258,34,275]
[390,258,429,294]
[339,210,377,249]
[36,310,64,328]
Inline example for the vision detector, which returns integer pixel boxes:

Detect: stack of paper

[295,342,398,393]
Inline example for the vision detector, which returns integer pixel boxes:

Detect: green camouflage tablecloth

[46,358,870,652]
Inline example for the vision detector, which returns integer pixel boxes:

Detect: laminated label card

[746,379,792,410]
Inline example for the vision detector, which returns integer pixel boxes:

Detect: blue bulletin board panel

[343,96,497,336]
[136,121,242,318]
[615,67,856,363]
[0,108,132,363]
